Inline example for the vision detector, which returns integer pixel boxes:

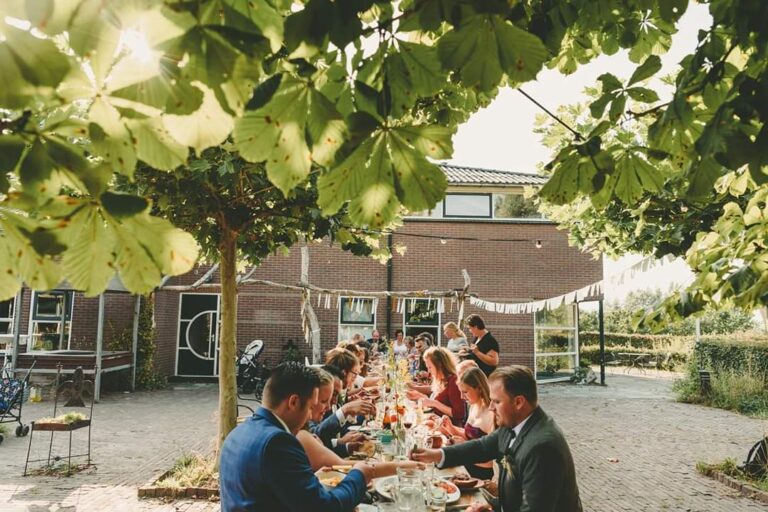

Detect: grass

[155,452,218,489]
[697,458,768,493]
[673,362,768,418]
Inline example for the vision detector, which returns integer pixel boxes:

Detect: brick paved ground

[1,375,765,511]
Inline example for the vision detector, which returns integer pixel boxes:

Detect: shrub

[580,344,689,371]
[580,331,693,352]
[674,337,768,418]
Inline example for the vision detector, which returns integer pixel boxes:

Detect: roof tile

[439,164,547,186]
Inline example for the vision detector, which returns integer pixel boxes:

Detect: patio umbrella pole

[598,299,605,386]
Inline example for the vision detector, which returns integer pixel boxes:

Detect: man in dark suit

[220,362,375,512]
[412,365,582,512]
[310,364,372,457]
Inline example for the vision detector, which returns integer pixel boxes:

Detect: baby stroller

[236,340,269,402]
[0,360,35,444]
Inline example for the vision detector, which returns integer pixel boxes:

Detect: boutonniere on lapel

[497,447,515,479]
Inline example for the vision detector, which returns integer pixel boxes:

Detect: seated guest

[456,359,479,379]
[310,365,372,455]
[407,347,466,426]
[299,368,421,478]
[337,344,379,390]
[392,329,408,358]
[365,329,381,351]
[443,322,469,354]
[460,314,499,376]
[412,366,583,512]
[438,368,495,479]
[220,362,375,512]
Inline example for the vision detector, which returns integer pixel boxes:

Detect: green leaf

[125,118,188,171]
[611,152,663,204]
[162,83,234,155]
[589,93,614,118]
[626,87,660,103]
[0,212,60,290]
[393,125,454,160]
[398,42,446,97]
[307,90,346,167]
[627,55,662,86]
[60,204,116,296]
[20,227,67,256]
[318,134,399,228]
[223,0,284,53]
[101,192,149,218]
[234,78,311,192]
[3,24,70,87]
[597,73,623,93]
[439,15,547,91]
[608,94,627,122]
[389,131,448,211]
[88,98,137,177]
[0,136,26,173]
[20,139,53,189]
[109,76,205,116]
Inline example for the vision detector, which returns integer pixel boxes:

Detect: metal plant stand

[24,364,95,476]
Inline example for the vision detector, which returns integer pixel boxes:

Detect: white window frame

[0,298,14,335]
[403,298,442,346]
[27,290,75,352]
[533,304,579,383]
[338,296,377,342]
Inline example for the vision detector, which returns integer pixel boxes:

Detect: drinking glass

[395,466,423,511]
[426,486,448,511]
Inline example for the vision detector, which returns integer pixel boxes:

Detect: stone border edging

[700,469,768,505]
[137,467,219,500]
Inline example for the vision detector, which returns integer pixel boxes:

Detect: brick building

[0,165,601,383]
[155,165,603,381]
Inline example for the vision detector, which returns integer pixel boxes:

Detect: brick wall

[155,219,602,376]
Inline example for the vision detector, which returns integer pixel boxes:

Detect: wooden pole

[95,293,105,402]
[130,295,141,391]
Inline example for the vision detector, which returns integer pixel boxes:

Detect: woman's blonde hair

[460,367,490,407]
[443,321,466,340]
[423,346,457,393]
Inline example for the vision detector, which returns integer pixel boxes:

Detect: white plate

[356,505,377,512]
[315,469,348,489]
[373,476,460,504]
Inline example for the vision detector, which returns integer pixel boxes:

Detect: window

[534,304,578,381]
[404,298,441,345]
[338,297,377,341]
[0,298,14,335]
[443,194,491,218]
[29,291,74,351]
[493,193,543,219]
[406,201,443,219]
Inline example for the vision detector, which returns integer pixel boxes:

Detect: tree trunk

[217,228,238,459]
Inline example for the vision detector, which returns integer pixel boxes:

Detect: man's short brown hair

[489,365,538,406]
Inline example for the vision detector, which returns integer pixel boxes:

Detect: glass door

[176,294,221,376]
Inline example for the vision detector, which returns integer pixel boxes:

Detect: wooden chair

[24,365,95,476]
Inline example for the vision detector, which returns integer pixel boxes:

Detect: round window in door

[177,294,220,376]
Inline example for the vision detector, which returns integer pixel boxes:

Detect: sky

[447,4,712,303]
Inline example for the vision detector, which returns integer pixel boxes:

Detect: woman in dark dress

[439,367,495,479]
[406,346,466,426]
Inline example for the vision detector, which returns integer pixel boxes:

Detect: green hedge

[696,337,768,380]
[580,331,693,351]
[580,344,689,371]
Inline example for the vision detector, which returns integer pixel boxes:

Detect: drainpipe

[385,234,393,338]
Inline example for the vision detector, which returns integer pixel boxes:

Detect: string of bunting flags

[468,254,678,315]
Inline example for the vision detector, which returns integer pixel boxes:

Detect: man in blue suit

[310,364,374,456]
[220,362,375,512]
